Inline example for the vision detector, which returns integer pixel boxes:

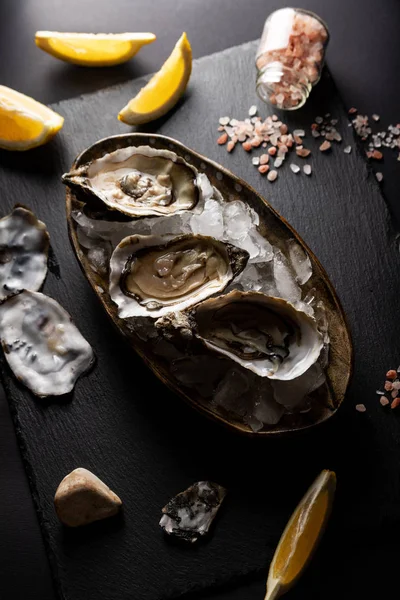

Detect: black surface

[1,2,400,600]
[2,38,400,600]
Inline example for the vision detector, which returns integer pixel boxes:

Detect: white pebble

[267,170,278,182]
[303,164,312,176]
[290,164,300,174]
[219,116,230,125]
[248,105,258,116]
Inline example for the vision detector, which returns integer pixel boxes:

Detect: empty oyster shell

[0,290,94,396]
[191,290,323,381]
[62,145,200,218]
[0,206,49,299]
[109,234,249,318]
[159,481,226,543]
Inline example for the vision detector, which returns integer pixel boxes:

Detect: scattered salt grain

[319,140,331,152]
[380,397,390,407]
[258,164,269,175]
[344,145,352,154]
[315,116,323,124]
[290,164,300,174]
[252,156,260,166]
[348,107,357,114]
[267,170,278,182]
[217,133,228,145]
[376,172,383,182]
[293,129,305,138]
[259,154,269,165]
[303,164,312,176]
[296,147,311,158]
[219,116,230,126]
[274,157,283,168]
[392,397,400,409]
[387,370,397,379]
[372,114,380,122]
[249,105,257,117]
[355,403,366,412]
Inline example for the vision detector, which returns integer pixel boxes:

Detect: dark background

[1,1,399,599]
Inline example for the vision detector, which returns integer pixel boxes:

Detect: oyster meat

[159,481,227,543]
[62,146,200,218]
[0,206,49,299]
[191,290,323,380]
[109,234,249,318]
[0,290,94,397]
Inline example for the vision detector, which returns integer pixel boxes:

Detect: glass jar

[256,8,329,110]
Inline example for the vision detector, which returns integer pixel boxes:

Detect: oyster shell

[109,234,249,318]
[159,481,226,543]
[190,290,323,381]
[62,146,200,218]
[0,206,49,299]
[0,290,94,397]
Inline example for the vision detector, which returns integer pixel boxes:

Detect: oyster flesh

[191,290,323,381]
[62,146,200,218]
[159,481,227,543]
[0,290,94,397]
[0,206,49,299]
[109,234,249,318]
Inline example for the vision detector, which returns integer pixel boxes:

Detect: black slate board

[1,41,400,600]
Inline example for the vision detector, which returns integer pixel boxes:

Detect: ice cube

[223,200,253,241]
[249,229,274,263]
[286,239,312,285]
[190,199,224,238]
[237,264,262,291]
[237,233,260,259]
[273,250,302,303]
[272,363,326,408]
[251,378,284,425]
[214,368,250,415]
[87,245,110,277]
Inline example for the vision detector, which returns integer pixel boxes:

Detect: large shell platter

[65,133,353,436]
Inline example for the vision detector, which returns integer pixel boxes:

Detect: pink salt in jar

[256,7,329,110]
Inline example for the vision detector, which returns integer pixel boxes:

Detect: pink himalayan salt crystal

[319,140,331,152]
[226,141,235,153]
[217,133,228,145]
[380,397,390,407]
[384,381,393,391]
[391,397,400,409]
[268,147,277,156]
[355,404,366,413]
[242,141,252,151]
[259,154,269,165]
[258,164,270,175]
[296,147,311,158]
[267,169,278,182]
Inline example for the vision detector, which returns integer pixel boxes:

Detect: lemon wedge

[118,32,192,125]
[0,86,64,151]
[35,32,156,67]
[265,469,336,600]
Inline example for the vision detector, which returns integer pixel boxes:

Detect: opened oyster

[159,481,227,543]
[0,290,94,397]
[109,234,249,318]
[62,146,200,218]
[190,290,323,381]
[0,206,49,299]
